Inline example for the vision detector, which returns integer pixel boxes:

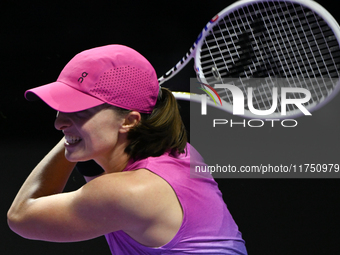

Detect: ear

[119,111,141,133]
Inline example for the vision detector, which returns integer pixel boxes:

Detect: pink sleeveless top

[105,144,247,254]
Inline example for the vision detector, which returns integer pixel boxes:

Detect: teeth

[65,135,81,144]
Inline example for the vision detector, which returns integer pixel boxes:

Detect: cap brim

[25,82,105,113]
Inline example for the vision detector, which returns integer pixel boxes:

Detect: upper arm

[8,171,161,242]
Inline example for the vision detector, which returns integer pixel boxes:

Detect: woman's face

[54,104,127,164]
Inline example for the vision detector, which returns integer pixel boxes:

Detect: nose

[54,111,72,130]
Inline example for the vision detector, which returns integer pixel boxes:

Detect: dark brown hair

[122,87,187,159]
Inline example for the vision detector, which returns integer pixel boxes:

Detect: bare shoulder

[83,168,174,199]
[82,168,180,218]
[83,169,183,246]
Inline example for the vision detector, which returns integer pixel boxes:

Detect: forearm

[8,138,76,217]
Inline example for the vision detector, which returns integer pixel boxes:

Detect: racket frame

[162,0,340,119]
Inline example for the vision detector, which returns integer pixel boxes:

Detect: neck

[94,142,131,174]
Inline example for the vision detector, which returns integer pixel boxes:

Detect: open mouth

[64,135,82,145]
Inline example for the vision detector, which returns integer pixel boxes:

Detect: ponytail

[125,87,187,159]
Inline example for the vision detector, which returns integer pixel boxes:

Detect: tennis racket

[159,0,340,119]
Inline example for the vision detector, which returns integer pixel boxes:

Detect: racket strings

[199,1,340,114]
[275,2,320,112]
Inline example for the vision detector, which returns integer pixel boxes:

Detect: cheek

[84,121,121,147]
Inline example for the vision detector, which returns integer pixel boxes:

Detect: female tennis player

[7,45,247,254]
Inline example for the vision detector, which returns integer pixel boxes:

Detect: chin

[65,151,91,163]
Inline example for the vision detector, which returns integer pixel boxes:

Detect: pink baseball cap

[25,45,159,113]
